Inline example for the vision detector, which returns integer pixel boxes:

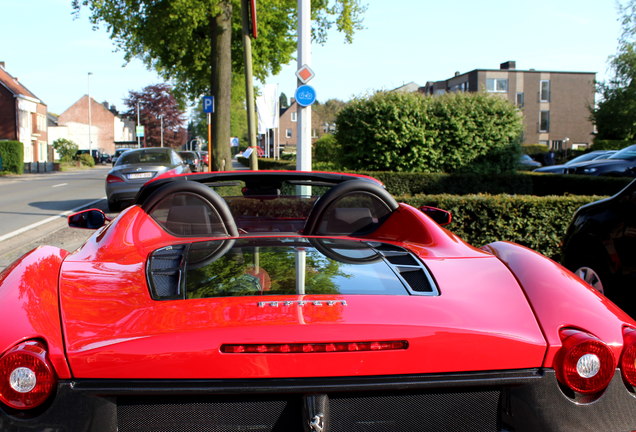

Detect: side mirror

[68,209,109,229]
[419,206,452,226]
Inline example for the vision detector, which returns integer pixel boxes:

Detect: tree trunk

[210,1,233,171]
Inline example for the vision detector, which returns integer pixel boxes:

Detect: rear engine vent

[374,244,438,295]
[147,244,186,299]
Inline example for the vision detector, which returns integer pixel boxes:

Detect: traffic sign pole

[296,0,312,173]
[203,96,215,171]
[207,113,213,172]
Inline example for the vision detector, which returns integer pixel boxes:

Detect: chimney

[0,61,5,69]
[500,61,516,70]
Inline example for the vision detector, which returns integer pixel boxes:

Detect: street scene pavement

[0,165,114,271]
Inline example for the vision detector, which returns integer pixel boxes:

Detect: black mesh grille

[116,390,499,432]
[330,390,500,431]
[117,395,301,432]
[147,245,186,299]
[399,267,434,292]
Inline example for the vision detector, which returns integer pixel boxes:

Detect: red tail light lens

[0,341,56,410]
[106,174,124,183]
[555,329,615,394]
[620,327,636,386]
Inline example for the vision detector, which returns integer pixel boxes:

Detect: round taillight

[620,327,636,386]
[0,341,56,410]
[555,329,615,394]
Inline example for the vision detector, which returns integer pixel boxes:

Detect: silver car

[106,147,190,211]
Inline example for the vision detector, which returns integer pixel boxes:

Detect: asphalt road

[0,165,115,271]
[0,165,111,238]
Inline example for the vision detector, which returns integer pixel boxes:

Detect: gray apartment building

[423,61,596,150]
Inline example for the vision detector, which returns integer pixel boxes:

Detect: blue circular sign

[295,85,317,107]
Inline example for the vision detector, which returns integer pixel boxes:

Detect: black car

[565,145,636,176]
[534,150,616,174]
[562,179,636,315]
[178,150,203,172]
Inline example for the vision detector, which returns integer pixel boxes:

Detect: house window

[291,112,297,122]
[516,92,525,108]
[312,129,318,138]
[285,128,292,138]
[540,80,550,102]
[539,111,550,132]
[486,78,508,93]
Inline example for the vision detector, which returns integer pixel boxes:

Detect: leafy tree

[72,0,365,170]
[123,84,187,148]
[593,0,636,140]
[335,91,523,174]
[190,75,248,151]
[313,98,346,134]
[52,138,79,162]
[279,92,289,109]
[313,133,340,162]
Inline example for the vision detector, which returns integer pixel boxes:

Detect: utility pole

[87,72,93,157]
[241,0,258,170]
[136,102,141,148]
[296,0,311,171]
[160,115,164,147]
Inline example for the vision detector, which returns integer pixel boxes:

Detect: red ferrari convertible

[2,171,636,431]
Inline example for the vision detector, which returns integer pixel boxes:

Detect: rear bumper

[2,370,636,432]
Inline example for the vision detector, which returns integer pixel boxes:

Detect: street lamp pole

[160,115,164,147]
[137,102,141,147]
[87,72,93,156]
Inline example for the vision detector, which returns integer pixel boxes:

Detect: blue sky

[1,0,622,115]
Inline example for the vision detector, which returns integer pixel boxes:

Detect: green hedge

[401,194,602,260]
[236,156,295,170]
[232,162,631,197]
[592,139,633,150]
[361,171,631,197]
[0,140,23,174]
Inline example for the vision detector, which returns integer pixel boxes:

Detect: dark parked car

[105,147,190,211]
[562,179,636,316]
[178,150,203,172]
[565,145,636,176]
[534,150,616,174]
[518,154,541,170]
[75,149,100,164]
[112,148,131,166]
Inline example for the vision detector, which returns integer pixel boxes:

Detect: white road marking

[52,183,68,188]
[0,197,106,243]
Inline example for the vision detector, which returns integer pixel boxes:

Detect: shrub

[358,171,630,197]
[0,140,24,174]
[521,144,549,155]
[52,138,79,162]
[401,194,602,260]
[78,153,95,167]
[592,139,633,150]
[335,91,523,174]
[236,157,294,170]
[313,134,340,163]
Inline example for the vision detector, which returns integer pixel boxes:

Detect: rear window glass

[147,237,439,300]
[118,150,172,165]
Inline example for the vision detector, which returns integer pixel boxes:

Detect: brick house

[50,95,135,156]
[422,61,596,149]
[0,62,49,163]
[278,100,323,153]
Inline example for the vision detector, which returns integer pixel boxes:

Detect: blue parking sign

[203,96,215,113]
